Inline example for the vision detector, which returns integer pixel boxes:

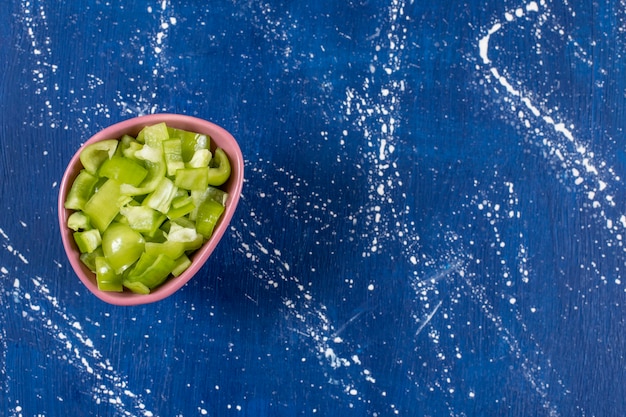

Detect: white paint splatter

[477,0,626,259]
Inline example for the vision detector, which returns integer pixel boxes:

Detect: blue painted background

[2,0,626,415]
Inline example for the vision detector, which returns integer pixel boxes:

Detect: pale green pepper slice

[163,138,185,176]
[79,139,118,175]
[207,148,231,186]
[83,179,128,233]
[119,205,166,236]
[195,199,225,238]
[98,155,148,186]
[64,170,99,211]
[67,211,91,231]
[168,127,209,162]
[73,229,102,253]
[143,177,178,214]
[125,253,176,290]
[175,167,209,191]
[167,195,195,219]
[171,254,192,277]
[95,256,123,292]
[101,222,145,274]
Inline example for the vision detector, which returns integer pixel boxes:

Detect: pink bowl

[58,114,244,306]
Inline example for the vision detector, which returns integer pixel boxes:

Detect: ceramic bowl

[58,114,244,306]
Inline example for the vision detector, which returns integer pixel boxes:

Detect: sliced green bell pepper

[95,256,123,292]
[139,122,169,148]
[98,155,148,186]
[80,139,119,175]
[67,211,91,231]
[83,179,128,233]
[125,252,176,290]
[167,195,195,219]
[122,280,150,295]
[195,198,225,238]
[120,145,166,196]
[168,127,209,162]
[119,205,166,236]
[189,186,228,221]
[175,167,209,191]
[207,147,231,186]
[79,247,104,272]
[171,254,192,277]
[64,170,99,211]
[73,229,102,253]
[143,177,178,214]
[187,149,212,168]
[145,241,186,260]
[163,138,185,176]
[101,222,145,274]
[66,122,234,295]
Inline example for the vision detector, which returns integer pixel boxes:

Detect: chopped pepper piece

[95,256,123,292]
[125,253,176,290]
[98,155,148,186]
[67,211,91,231]
[79,139,119,175]
[171,254,192,277]
[143,177,178,214]
[101,222,145,274]
[64,170,99,211]
[207,147,231,186]
[195,199,225,238]
[175,167,209,191]
[73,229,102,253]
[163,138,185,176]
[120,205,166,236]
[83,179,127,233]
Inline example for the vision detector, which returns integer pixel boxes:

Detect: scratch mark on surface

[331,308,367,339]
[415,300,442,337]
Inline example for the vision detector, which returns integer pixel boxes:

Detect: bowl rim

[58,113,244,306]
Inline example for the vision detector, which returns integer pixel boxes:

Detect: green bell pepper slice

[67,211,91,231]
[167,222,201,245]
[125,252,176,290]
[101,222,145,274]
[189,186,228,221]
[163,138,185,176]
[143,177,178,214]
[175,167,209,191]
[171,254,192,277]
[120,146,166,196]
[187,149,211,168]
[64,170,99,211]
[79,247,104,272]
[145,241,186,260]
[167,195,195,219]
[119,205,166,236]
[95,256,123,292]
[122,280,150,295]
[116,134,136,156]
[83,179,128,233]
[73,229,102,253]
[168,127,209,162]
[98,155,148,186]
[195,198,225,238]
[139,122,169,147]
[80,139,119,175]
[207,148,231,186]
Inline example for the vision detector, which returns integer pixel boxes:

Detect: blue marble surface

[2,0,626,415]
